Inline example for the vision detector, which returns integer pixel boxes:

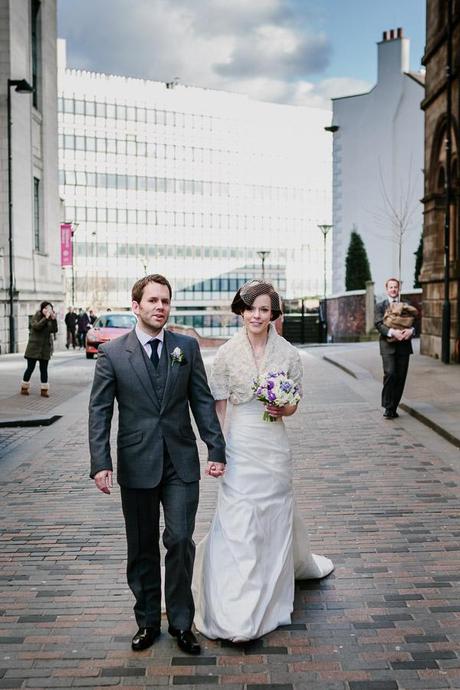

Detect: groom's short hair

[132,274,172,303]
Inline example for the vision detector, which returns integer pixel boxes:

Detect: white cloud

[58,0,370,108]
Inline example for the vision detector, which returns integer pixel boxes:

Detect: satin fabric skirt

[192,399,333,642]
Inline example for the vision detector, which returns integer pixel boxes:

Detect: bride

[192,280,333,642]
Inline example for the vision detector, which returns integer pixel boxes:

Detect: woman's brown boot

[40,384,50,398]
[20,381,30,396]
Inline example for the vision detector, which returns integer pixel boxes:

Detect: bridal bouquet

[252,370,301,422]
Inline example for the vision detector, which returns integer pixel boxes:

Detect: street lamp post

[257,250,271,280]
[318,224,333,343]
[7,78,33,353]
[69,222,79,307]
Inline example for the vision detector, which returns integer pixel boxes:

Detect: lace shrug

[210,324,303,404]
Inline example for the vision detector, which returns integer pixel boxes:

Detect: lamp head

[10,79,34,93]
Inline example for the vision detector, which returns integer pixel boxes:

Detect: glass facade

[58,65,331,336]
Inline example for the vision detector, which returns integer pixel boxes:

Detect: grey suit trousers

[120,448,199,630]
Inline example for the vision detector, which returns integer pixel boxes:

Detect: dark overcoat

[24,311,58,360]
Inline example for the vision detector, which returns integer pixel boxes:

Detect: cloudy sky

[58,0,425,109]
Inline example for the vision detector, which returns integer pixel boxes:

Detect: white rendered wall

[331,36,424,298]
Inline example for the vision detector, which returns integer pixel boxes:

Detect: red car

[85,312,137,359]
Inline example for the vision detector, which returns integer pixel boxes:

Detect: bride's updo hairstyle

[231,280,282,321]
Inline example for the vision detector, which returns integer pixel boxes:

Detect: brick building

[421,0,460,361]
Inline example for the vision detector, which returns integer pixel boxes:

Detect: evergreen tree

[345,228,372,290]
[413,232,423,288]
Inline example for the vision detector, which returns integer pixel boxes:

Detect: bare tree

[368,157,420,285]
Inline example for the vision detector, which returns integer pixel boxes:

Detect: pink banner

[60,223,73,267]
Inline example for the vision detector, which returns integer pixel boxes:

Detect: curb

[323,354,460,450]
[0,414,61,428]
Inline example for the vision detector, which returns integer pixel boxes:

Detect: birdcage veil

[231,280,282,320]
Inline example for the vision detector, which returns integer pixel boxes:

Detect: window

[96,102,106,118]
[33,177,41,250]
[156,110,166,125]
[31,0,41,108]
[64,98,74,114]
[75,100,85,115]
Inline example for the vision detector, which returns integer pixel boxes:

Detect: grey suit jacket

[375,299,414,357]
[88,328,226,488]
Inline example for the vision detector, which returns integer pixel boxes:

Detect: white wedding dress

[192,397,334,642]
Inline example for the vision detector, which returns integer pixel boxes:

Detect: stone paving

[0,350,459,689]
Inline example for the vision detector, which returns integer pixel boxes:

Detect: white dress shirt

[135,323,164,359]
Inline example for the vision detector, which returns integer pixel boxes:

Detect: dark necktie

[149,338,160,368]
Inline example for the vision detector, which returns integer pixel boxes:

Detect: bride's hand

[266,403,297,418]
[206,461,226,478]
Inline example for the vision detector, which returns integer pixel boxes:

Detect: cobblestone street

[0,348,459,689]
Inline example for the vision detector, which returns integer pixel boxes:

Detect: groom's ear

[132,300,140,315]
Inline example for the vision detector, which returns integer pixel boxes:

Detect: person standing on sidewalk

[64,307,77,349]
[20,301,58,398]
[88,273,226,655]
[77,308,90,348]
[375,278,415,419]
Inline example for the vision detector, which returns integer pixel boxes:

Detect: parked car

[85,312,137,359]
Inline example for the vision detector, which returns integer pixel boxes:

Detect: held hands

[94,469,113,494]
[206,462,226,479]
[265,403,297,418]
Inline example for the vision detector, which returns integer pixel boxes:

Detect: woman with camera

[20,301,58,398]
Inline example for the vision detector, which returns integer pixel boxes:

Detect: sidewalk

[319,339,460,450]
[0,350,94,427]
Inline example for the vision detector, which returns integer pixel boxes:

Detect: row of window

[73,241,289,262]
[65,204,311,232]
[59,96,218,131]
[60,169,308,201]
[73,276,285,298]
[60,132,236,164]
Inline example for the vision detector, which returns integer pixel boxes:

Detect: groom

[89,274,226,654]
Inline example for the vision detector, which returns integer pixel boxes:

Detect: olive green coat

[24,311,58,360]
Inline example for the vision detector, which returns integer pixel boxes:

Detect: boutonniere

[170,347,185,365]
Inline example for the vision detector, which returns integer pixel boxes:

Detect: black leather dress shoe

[131,627,161,651]
[383,409,395,419]
[168,626,201,654]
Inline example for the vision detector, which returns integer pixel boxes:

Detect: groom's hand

[94,469,113,494]
[205,462,225,478]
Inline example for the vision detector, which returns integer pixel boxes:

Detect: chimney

[377,27,409,83]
